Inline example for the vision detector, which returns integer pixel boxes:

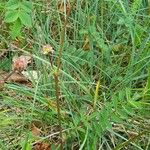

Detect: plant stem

[53,1,75,149]
[54,73,63,150]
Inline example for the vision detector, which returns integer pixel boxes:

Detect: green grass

[0,0,150,149]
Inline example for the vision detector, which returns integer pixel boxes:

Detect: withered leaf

[32,124,41,137]
[0,71,28,83]
[33,142,51,150]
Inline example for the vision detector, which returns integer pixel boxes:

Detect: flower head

[12,55,31,72]
[42,44,54,55]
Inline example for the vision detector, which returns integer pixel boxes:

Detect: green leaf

[0,139,7,150]
[79,29,88,35]
[21,1,32,13]
[128,100,142,109]
[6,0,18,8]
[117,17,125,25]
[6,0,18,5]
[21,133,32,150]
[10,19,22,39]
[0,3,5,9]
[6,3,19,10]
[111,113,122,123]
[19,11,32,27]
[117,109,128,119]
[4,10,19,23]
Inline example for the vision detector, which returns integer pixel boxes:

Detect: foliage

[4,0,33,39]
[0,0,150,149]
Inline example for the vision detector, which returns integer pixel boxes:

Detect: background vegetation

[0,0,150,149]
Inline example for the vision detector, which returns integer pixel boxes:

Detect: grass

[0,0,150,149]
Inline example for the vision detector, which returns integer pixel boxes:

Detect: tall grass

[0,0,150,149]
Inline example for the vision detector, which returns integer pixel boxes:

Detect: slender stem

[54,73,63,150]
[53,1,76,149]
[56,16,67,71]
[57,0,75,71]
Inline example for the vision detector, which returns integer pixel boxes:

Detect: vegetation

[0,0,150,149]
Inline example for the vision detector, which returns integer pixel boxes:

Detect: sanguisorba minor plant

[0,0,150,149]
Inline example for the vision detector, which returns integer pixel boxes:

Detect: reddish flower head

[12,55,31,72]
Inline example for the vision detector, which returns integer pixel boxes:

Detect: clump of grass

[0,0,150,149]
